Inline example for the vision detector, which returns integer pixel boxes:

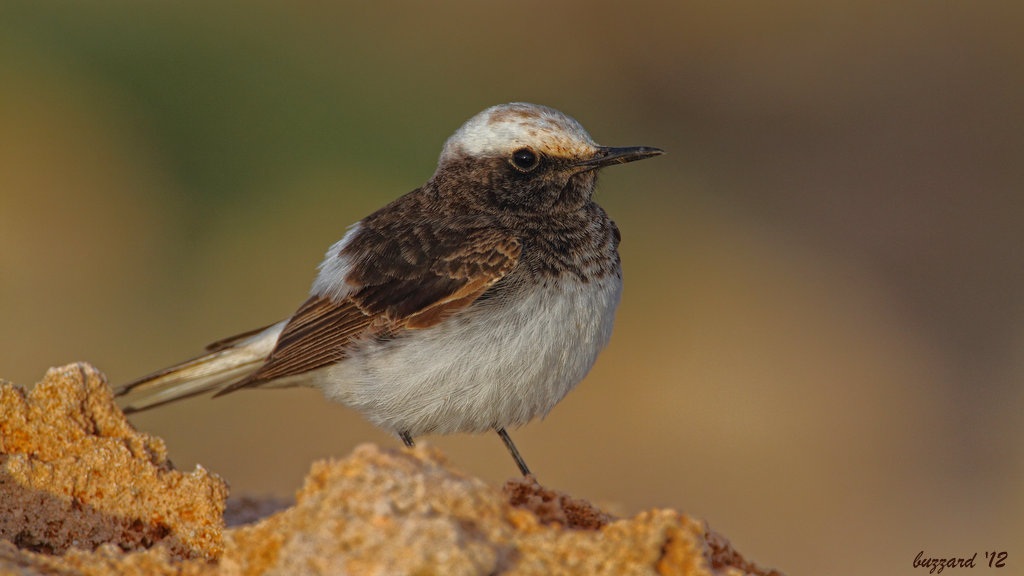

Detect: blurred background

[1,1,1021,573]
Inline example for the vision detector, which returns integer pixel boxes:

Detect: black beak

[576,146,664,169]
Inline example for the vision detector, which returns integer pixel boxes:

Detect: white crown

[439,103,598,164]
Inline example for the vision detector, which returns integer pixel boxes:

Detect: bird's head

[433,103,662,213]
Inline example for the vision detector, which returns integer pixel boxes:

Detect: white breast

[312,275,622,436]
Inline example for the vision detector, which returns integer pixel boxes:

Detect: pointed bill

[575,146,664,169]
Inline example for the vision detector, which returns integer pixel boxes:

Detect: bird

[116,102,663,477]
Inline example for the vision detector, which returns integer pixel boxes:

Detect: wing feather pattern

[217,227,521,395]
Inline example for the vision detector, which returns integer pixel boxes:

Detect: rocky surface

[0,364,783,575]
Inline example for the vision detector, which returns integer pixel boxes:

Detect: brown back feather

[215,226,521,395]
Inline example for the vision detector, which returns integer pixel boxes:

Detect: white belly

[311,275,621,436]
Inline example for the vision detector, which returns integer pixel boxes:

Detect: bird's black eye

[510,147,540,172]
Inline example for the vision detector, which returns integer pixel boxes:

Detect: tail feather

[117,321,286,413]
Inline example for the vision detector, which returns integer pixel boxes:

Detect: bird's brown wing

[216,228,521,394]
[351,227,523,328]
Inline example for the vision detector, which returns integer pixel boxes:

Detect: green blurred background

[2,2,1021,573]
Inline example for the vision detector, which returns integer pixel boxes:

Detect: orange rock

[1,364,783,575]
[0,364,227,564]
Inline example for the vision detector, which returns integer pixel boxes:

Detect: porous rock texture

[0,364,783,576]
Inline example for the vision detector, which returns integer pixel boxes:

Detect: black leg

[399,432,415,447]
[496,427,532,477]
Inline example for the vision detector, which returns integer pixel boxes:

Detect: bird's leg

[496,427,533,477]
[399,432,415,447]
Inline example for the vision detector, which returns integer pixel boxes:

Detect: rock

[0,364,226,562]
[0,364,783,575]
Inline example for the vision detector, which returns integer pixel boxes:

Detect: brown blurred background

[2,2,1021,574]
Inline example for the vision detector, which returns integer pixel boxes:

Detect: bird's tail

[115,321,286,413]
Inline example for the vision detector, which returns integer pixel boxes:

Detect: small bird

[117,102,662,476]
